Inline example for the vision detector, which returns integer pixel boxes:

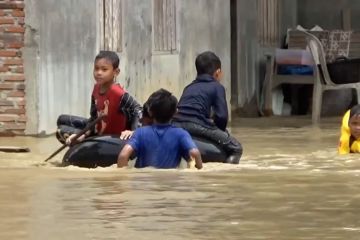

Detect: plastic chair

[263,51,314,116]
[301,30,360,124]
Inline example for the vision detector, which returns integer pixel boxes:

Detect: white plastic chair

[301,30,360,124]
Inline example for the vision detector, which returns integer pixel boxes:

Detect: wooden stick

[0,146,30,153]
[44,114,105,162]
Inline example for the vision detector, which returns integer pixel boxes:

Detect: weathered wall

[349,0,360,29]
[297,0,360,30]
[119,0,231,107]
[21,0,230,135]
[0,0,26,136]
[232,0,297,116]
[24,0,98,134]
[233,0,259,116]
[178,0,231,104]
[119,0,152,103]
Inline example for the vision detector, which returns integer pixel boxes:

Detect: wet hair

[195,51,221,75]
[349,105,360,122]
[94,51,120,69]
[147,89,178,123]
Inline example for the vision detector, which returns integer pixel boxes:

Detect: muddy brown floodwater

[1,117,359,240]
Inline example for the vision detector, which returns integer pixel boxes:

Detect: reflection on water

[1,117,360,239]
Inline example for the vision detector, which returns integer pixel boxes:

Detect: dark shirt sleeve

[88,95,98,135]
[90,96,97,121]
[118,92,142,130]
[213,84,228,131]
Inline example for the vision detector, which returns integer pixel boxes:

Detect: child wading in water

[56,51,141,144]
[117,89,203,169]
[338,105,360,154]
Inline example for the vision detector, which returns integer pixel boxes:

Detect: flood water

[1,116,360,240]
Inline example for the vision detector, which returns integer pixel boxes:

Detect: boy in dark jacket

[173,51,242,164]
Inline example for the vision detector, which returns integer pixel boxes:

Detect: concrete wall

[24,0,97,134]
[24,0,230,134]
[119,0,231,106]
[232,0,258,116]
[297,0,360,30]
[231,0,297,116]
[349,0,360,29]
[178,0,231,102]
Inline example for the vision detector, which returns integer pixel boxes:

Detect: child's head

[349,105,360,139]
[147,89,178,124]
[93,51,120,85]
[195,51,222,81]
[141,101,153,126]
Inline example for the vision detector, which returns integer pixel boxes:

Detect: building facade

[1,0,231,135]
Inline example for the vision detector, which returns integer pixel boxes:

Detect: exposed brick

[0,131,15,137]
[11,130,25,135]
[10,66,23,73]
[17,17,24,25]
[0,17,14,25]
[0,50,17,57]
[3,123,26,130]
[11,10,24,17]
[0,2,26,136]
[6,42,23,49]
[0,83,14,89]
[0,114,18,122]
[4,74,25,81]
[3,58,22,65]
[5,26,25,33]
[16,98,25,106]
[16,83,25,90]
[0,66,9,72]
[0,100,13,106]
[0,3,25,10]
[18,114,26,122]
[4,108,25,114]
[7,90,24,97]
[0,33,23,43]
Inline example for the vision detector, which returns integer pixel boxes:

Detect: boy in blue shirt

[117,89,203,169]
[173,51,242,164]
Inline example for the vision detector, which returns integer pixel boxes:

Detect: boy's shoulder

[111,83,125,92]
[135,125,152,132]
[92,83,125,94]
[188,78,224,91]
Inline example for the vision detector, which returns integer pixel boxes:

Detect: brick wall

[0,0,26,136]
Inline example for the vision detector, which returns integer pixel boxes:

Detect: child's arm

[119,92,142,130]
[213,85,228,131]
[117,144,135,168]
[180,130,203,169]
[189,148,203,169]
[66,96,98,144]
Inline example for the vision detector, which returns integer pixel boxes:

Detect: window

[153,0,177,53]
